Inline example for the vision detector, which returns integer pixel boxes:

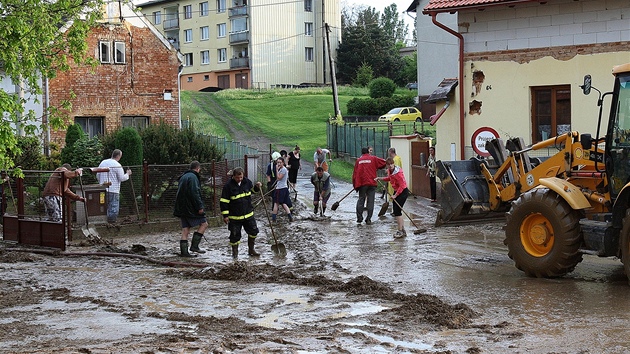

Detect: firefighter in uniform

[220,167,262,258]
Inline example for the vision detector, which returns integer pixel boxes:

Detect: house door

[236,73,248,89]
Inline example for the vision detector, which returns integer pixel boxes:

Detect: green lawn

[180,87,432,182]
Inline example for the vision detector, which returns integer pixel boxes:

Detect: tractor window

[609,74,630,196]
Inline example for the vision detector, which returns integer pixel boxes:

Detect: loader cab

[605,67,630,197]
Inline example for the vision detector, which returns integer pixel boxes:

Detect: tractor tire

[620,210,630,284]
[504,188,583,278]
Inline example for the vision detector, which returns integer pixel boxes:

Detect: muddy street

[2,177,630,353]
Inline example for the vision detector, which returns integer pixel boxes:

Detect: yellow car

[378,107,423,122]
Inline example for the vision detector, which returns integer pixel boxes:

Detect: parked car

[378,107,423,122]
[406,82,418,90]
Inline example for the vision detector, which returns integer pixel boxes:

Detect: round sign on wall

[471,127,500,157]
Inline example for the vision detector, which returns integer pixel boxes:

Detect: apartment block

[138,0,341,91]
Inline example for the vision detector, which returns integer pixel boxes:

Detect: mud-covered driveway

[2,177,630,353]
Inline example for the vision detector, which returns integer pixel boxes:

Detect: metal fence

[0,156,269,227]
[327,121,430,159]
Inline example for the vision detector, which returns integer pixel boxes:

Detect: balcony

[229,6,248,17]
[163,18,179,30]
[229,31,249,44]
[230,57,249,69]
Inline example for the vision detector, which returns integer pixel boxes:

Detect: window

[114,42,125,64]
[184,53,193,66]
[187,77,193,82]
[305,47,314,62]
[217,0,226,12]
[99,41,111,63]
[531,85,571,142]
[75,117,103,138]
[184,29,192,43]
[218,48,227,62]
[204,75,209,81]
[121,116,149,130]
[217,23,226,37]
[200,26,209,40]
[610,73,630,196]
[184,5,192,19]
[305,22,313,36]
[153,11,161,24]
[201,50,209,64]
[304,0,312,12]
[231,18,247,32]
[199,2,208,16]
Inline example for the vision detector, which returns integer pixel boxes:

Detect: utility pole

[324,23,340,119]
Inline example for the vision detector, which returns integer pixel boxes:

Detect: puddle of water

[342,328,433,351]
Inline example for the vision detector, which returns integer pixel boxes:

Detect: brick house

[409,0,630,161]
[49,1,183,144]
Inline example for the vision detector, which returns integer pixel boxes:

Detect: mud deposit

[2,179,630,353]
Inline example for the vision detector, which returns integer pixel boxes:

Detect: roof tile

[424,0,537,12]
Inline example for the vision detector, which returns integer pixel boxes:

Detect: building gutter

[429,12,465,159]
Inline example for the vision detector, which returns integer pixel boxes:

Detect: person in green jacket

[173,161,208,257]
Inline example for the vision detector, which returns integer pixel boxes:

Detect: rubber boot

[313,205,318,214]
[180,240,193,257]
[190,232,206,253]
[248,237,260,257]
[231,245,239,259]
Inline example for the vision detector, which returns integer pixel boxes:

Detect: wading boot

[180,240,193,257]
[248,237,260,257]
[190,232,206,254]
[231,245,239,259]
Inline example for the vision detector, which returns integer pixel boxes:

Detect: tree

[353,63,374,87]
[381,4,409,47]
[0,0,103,172]
[336,5,405,85]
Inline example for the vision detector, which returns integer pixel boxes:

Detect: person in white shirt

[314,147,332,172]
[97,149,131,224]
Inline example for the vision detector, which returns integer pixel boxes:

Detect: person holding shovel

[376,157,410,238]
[310,166,331,215]
[42,164,85,222]
[173,161,208,257]
[220,167,262,258]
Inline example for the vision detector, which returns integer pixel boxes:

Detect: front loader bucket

[435,158,504,225]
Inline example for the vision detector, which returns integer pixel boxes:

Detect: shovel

[378,180,427,235]
[377,182,389,216]
[127,167,140,221]
[259,188,286,257]
[78,174,106,243]
[330,188,355,211]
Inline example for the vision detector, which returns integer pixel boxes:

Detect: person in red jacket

[352,147,386,224]
[376,157,410,238]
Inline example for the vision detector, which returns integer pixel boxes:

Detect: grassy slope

[181,87,421,182]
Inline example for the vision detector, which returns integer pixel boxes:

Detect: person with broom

[375,157,410,238]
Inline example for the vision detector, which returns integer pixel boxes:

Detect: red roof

[423,0,538,13]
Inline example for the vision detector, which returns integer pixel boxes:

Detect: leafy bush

[115,128,143,167]
[60,124,85,165]
[9,136,42,170]
[346,95,415,115]
[353,63,373,87]
[141,120,224,164]
[368,77,396,98]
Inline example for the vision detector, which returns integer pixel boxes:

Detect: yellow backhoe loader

[436,63,630,281]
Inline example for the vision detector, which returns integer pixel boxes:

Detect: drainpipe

[178,64,183,129]
[430,12,465,160]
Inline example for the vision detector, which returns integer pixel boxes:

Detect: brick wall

[49,23,181,145]
[464,41,630,63]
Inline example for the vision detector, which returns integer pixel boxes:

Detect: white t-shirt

[97,158,129,194]
[276,166,289,189]
[314,149,330,163]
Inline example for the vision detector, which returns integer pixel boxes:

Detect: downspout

[430,12,465,160]
[178,65,183,129]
